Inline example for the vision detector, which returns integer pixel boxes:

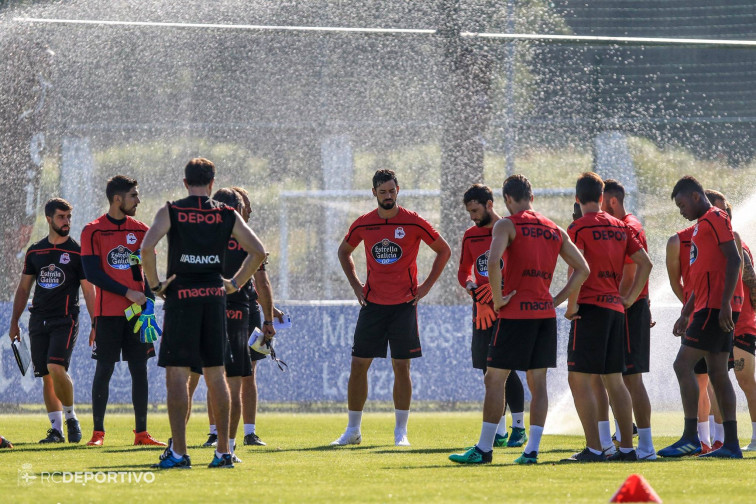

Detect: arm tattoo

[741,252,756,302]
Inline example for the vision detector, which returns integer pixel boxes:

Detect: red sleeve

[625,226,643,257]
[344,219,363,248]
[624,227,642,264]
[80,223,98,256]
[22,249,35,275]
[567,223,582,250]
[710,213,735,245]
[416,215,441,245]
[457,235,475,288]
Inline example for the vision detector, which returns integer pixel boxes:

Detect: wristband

[263,320,274,326]
[150,282,162,292]
[230,278,239,290]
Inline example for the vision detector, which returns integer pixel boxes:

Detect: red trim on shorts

[625,313,631,354]
[66,317,75,349]
[701,309,712,330]
[65,295,69,316]
[409,348,421,353]
[572,320,578,351]
[493,319,503,346]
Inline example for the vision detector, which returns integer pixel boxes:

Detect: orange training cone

[609,474,662,503]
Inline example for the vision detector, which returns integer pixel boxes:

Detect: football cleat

[606,449,638,462]
[39,428,65,444]
[561,448,606,463]
[152,453,192,469]
[231,452,243,464]
[658,437,701,457]
[203,433,218,448]
[507,427,528,447]
[0,436,13,449]
[330,430,362,446]
[742,440,756,452]
[66,418,82,443]
[243,433,266,446]
[602,445,617,457]
[611,423,638,448]
[134,430,167,446]
[395,433,411,447]
[493,432,509,448]
[449,446,493,464]
[208,453,235,468]
[698,445,743,459]
[700,442,713,455]
[513,451,538,465]
[637,449,657,461]
[86,430,105,446]
[711,440,723,451]
[159,438,173,461]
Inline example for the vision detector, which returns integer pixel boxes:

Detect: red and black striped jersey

[457,224,504,289]
[677,225,695,304]
[622,213,649,300]
[23,237,85,318]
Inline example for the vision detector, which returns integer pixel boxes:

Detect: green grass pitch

[1,412,755,503]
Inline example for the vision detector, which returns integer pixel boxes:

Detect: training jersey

[498,210,562,319]
[224,236,263,308]
[689,206,741,313]
[677,225,695,304]
[622,214,649,300]
[735,242,756,337]
[81,214,148,317]
[345,206,440,305]
[568,211,643,313]
[457,224,504,289]
[23,237,85,318]
[165,195,237,304]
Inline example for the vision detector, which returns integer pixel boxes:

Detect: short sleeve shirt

[677,225,695,304]
[622,214,649,299]
[689,206,737,312]
[345,206,440,305]
[23,237,85,318]
[457,225,504,289]
[735,242,756,337]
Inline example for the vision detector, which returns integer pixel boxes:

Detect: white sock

[48,411,63,433]
[708,415,715,441]
[62,404,77,421]
[209,424,217,435]
[171,447,184,459]
[588,447,603,456]
[698,422,710,444]
[598,420,612,449]
[215,450,228,458]
[394,409,409,435]
[347,410,362,431]
[244,424,256,436]
[511,412,524,429]
[751,422,756,442]
[714,423,724,444]
[637,427,653,453]
[477,422,498,453]
[619,447,634,454]
[614,419,621,442]
[523,425,544,455]
[229,438,235,452]
[496,416,508,436]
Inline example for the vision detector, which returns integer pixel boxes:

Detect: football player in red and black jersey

[450,175,589,465]
[456,184,526,447]
[80,176,166,448]
[563,172,652,462]
[8,198,95,444]
[661,176,743,458]
[331,169,451,447]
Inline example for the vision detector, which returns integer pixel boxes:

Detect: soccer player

[80,176,165,447]
[563,172,652,462]
[449,174,589,465]
[331,169,451,447]
[591,179,656,459]
[142,158,266,469]
[8,198,95,444]
[660,176,742,458]
[456,183,527,447]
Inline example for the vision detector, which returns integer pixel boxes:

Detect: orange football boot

[134,430,167,446]
[86,430,105,446]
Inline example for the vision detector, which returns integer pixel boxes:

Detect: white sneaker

[742,441,756,451]
[394,434,410,447]
[601,445,617,457]
[330,430,362,446]
[637,449,657,461]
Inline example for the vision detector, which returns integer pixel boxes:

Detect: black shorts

[567,304,626,374]
[624,297,651,375]
[695,354,735,374]
[487,317,557,371]
[683,309,738,353]
[159,301,227,369]
[248,303,265,362]
[734,333,756,356]
[92,316,155,362]
[225,307,253,378]
[352,301,421,359]
[29,315,79,377]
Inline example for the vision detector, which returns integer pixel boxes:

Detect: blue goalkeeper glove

[133,298,162,343]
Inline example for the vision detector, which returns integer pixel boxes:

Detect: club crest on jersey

[690,242,698,265]
[59,253,70,265]
[395,227,405,239]
[38,264,65,289]
[126,233,137,245]
[476,250,504,277]
[372,238,402,265]
[107,245,133,270]
[693,224,699,237]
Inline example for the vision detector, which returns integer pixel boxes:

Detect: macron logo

[180,254,220,264]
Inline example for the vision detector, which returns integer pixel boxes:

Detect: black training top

[23,237,85,318]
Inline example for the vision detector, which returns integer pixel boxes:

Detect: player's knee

[46,363,66,377]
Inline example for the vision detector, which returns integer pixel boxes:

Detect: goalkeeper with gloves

[456,184,528,448]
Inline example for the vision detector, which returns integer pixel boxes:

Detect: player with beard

[331,169,451,447]
[449,175,589,465]
[455,184,527,447]
[9,198,95,444]
[660,176,742,458]
[80,176,166,447]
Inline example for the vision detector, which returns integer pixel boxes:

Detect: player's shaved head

[671,176,704,200]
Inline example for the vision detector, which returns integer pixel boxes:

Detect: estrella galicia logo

[38,264,65,289]
[689,242,698,265]
[59,252,70,265]
[372,238,403,265]
[476,250,504,277]
[107,245,133,270]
